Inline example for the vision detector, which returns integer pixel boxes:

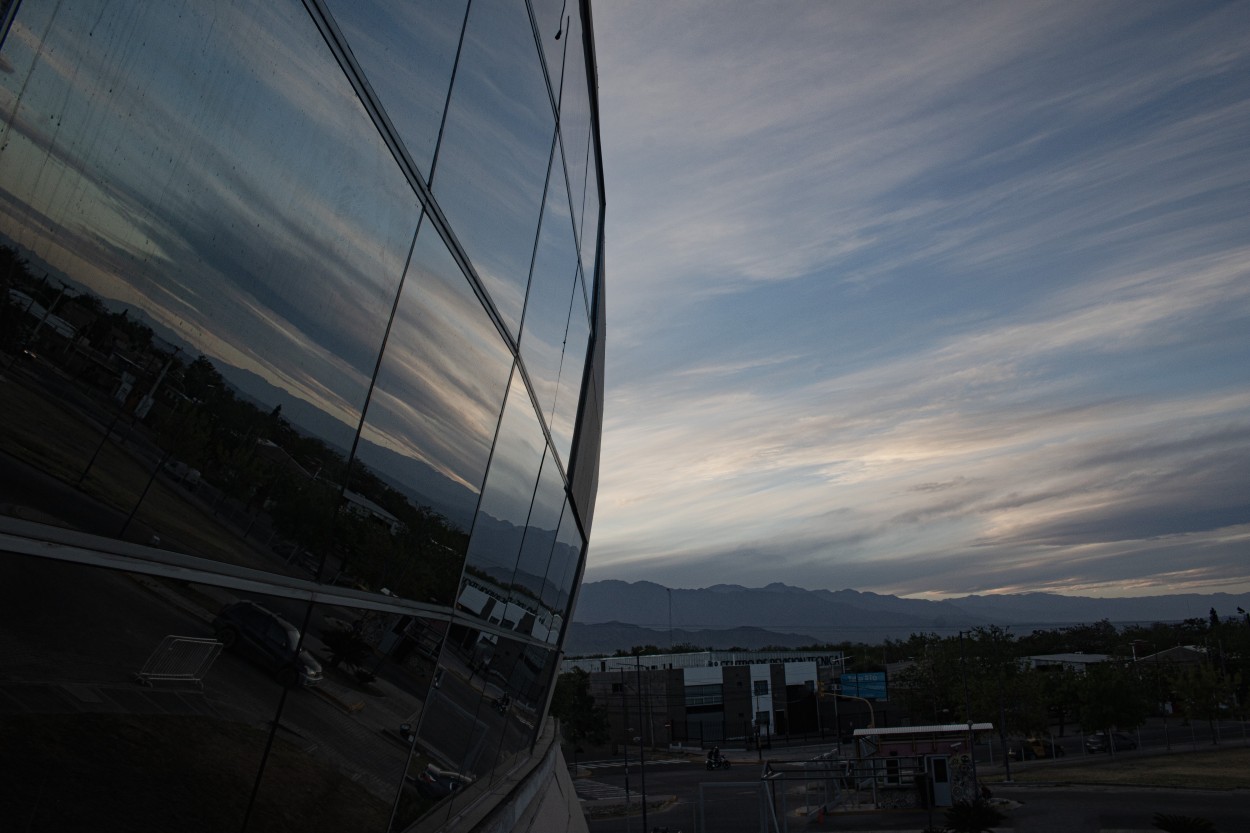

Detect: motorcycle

[705,755,730,771]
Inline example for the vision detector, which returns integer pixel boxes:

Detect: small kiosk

[852,723,993,807]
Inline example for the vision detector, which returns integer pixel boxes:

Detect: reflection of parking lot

[0,554,421,804]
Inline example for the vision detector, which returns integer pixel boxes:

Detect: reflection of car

[410,764,472,799]
[1008,735,1067,761]
[213,601,322,687]
[1084,731,1137,753]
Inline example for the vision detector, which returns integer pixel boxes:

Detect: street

[577,742,1250,833]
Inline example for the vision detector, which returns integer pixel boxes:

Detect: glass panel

[249,600,440,833]
[0,555,278,830]
[412,621,508,785]
[520,140,579,430]
[504,450,565,639]
[541,499,584,644]
[432,0,555,338]
[387,614,455,830]
[557,7,592,249]
[324,0,468,180]
[348,218,513,605]
[530,0,567,95]
[0,1,420,580]
[549,269,591,461]
[580,167,602,285]
[460,372,546,627]
[489,640,556,772]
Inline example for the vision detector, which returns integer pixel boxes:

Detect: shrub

[1152,813,1217,833]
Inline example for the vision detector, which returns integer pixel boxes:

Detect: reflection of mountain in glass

[1,243,470,605]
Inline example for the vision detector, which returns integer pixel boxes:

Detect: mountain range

[565,580,1250,651]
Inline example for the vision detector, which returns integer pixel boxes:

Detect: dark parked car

[409,764,473,799]
[213,600,322,687]
[1084,731,1137,753]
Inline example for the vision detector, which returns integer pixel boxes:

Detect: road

[0,553,420,803]
[578,746,1250,833]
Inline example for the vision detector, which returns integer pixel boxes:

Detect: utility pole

[635,654,648,833]
[620,667,630,833]
[959,631,980,792]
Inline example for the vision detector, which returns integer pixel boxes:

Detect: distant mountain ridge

[569,580,1250,645]
[563,621,820,656]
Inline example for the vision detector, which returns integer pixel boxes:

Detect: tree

[1173,663,1240,742]
[550,668,609,747]
[1077,662,1151,740]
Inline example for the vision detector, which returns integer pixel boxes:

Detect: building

[0,2,604,832]
[1025,653,1113,673]
[564,649,847,746]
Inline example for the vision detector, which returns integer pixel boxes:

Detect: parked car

[1008,734,1067,761]
[1084,731,1137,753]
[213,600,322,687]
[409,764,473,799]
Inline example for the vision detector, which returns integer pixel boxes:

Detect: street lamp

[959,631,980,792]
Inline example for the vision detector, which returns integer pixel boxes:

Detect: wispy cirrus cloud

[590,2,1250,598]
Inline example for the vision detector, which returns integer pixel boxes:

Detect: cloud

[589,2,1250,605]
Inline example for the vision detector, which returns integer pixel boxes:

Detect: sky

[585,1,1250,599]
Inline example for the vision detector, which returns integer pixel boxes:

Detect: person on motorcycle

[707,746,721,764]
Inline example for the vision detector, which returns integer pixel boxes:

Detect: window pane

[505,450,565,640]
[349,219,514,605]
[324,0,468,180]
[549,269,591,461]
[459,372,546,627]
[412,621,508,784]
[580,170,602,286]
[432,0,555,337]
[492,641,557,767]
[542,499,584,644]
[0,555,283,830]
[0,0,420,580]
[531,0,567,95]
[520,141,579,431]
[249,600,441,833]
[557,7,592,250]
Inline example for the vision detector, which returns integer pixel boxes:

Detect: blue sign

[840,671,887,700]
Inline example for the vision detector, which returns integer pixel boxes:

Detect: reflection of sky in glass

[556,7,592,252]
[543,500,584,641]
[505,450,565,631]
[463,372,546,582]
[323,0,467,180]
[580,172,602,288]
[549,270,591,461]
[520,141,579,431]
[356,220,513,525]
[0,0,420,450]
[531,0,567,95]
[432,0,555,338]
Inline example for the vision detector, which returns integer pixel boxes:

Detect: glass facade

[0,1,604,830]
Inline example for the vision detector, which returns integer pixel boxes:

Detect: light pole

[995,627,1013,783]
[959,631,980,792]
[635,654,648,833]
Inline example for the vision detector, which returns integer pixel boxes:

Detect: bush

[1152,813,1217,833]
[321,628,372,669]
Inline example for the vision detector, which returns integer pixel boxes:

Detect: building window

[753,680,769,696]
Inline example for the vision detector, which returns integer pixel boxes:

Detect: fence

[134,635,223,688]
